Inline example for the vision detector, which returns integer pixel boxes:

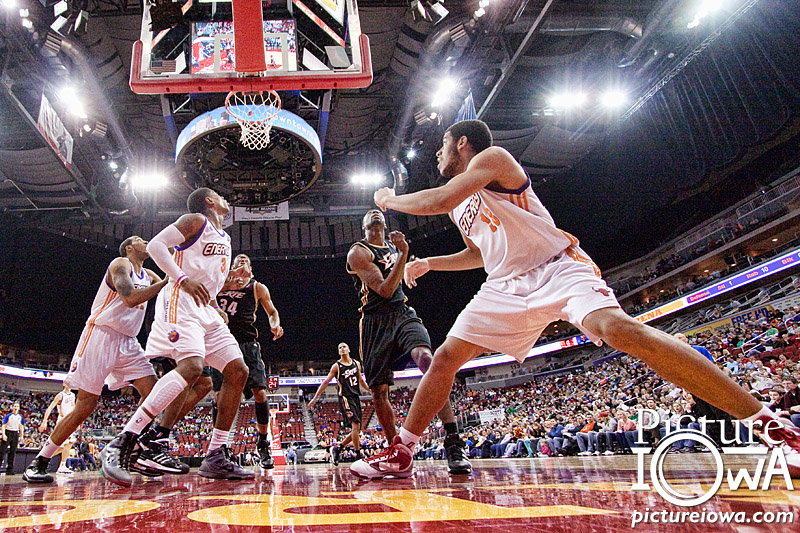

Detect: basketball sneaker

[350,436,412,479]
[753,413,800,477]
[130,461,164,478]
[257,439,274,470]
[444,435,472,475]
[137,435,189,475]
[198,446,255,480]
[22,456,53,484]
[100,431,137,487]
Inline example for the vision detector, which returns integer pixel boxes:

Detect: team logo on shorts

[593,286,612,297]
[168,329,180,342]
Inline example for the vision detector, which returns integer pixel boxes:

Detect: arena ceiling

[1,0,800,267]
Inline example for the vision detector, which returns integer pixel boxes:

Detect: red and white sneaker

[753,413,800,477]
[350,436,413,479]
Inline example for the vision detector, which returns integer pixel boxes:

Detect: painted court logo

[630,410,794,507]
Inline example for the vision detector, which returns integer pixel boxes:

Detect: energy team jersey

[346,239,406,313]
[335,360,361,398]
[218,279,258,341]
[450,179,575,282]
[172,217,232,300]
[88,259,151,337]
[58,390,76,419]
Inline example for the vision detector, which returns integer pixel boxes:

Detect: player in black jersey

[139,254,284,471]
[345,209,471,475]
[213,254,284,469]
[308,342,369,465]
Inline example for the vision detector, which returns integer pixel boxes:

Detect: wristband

[176,274,188,286]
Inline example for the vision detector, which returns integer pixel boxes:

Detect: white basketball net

[225,90,282,150]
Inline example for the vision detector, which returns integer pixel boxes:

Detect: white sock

[124,370,188,435]
[399,427,420,450]
[38,438,60,459]
[209,428,229,452]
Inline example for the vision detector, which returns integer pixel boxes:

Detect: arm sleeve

[146,224,189,281]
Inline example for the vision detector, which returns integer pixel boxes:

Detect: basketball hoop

[225,90,282,150]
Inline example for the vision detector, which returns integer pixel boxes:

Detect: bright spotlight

[431,78,456,108]
[688,0,724,28]
[549,92,586,109]
[407,149,416,160]
[21,18,32,29]
[131,172,167,191]
[109,161,119,170]
[1,0,17,10]
[351,173,383,186]
[474,7,485,18]
[601,91,627,108]
[18,7,27,17]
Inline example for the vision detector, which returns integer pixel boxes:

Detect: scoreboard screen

[267,375,280,390]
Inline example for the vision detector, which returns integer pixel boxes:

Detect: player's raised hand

[374,187,395,211]
[388,230,408,254]
[404,257,430,288]
[181,278,211,306]
[308,399,316,410]
[271,325,284,340]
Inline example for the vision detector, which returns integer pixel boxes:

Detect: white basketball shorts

[448,249,620,362]
[146,283,242,371]
[65,323,156,396]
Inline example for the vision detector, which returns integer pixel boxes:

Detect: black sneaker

[100,431,137,487]
[137,436,189,474]
[198,446,255,479]
[130,461,164,478]
[330,444,340,466]
[444,435,472,475]
[23,456,53,484]
[257,439,274,470]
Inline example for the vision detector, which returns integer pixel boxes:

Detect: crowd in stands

[4,301,800,466]
[411,306,800,461]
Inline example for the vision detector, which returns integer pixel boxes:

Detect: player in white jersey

[23,236,167,484]
[351,119,800,479]
[100,188,253,487]
[39,385,77,474]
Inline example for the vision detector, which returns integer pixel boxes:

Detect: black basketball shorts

[339,394,362,426]
[360,304,431,389]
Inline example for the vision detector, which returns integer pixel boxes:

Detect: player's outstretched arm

[374,147,520,215]
[404,232,483,288]
[307,364,337,409]
[256,282,283,340]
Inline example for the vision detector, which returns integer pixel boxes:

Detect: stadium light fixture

[131,172,168,191]
[109,161,119,170]
[18,7,27,17]
[688,0,724,28]
[53,0,68,17]
[407,149,416,160]
[431,78,456,108]
[549,92,586,109]
[351,173,383,186]
[1,0,17,10]
[601,90,627,108]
